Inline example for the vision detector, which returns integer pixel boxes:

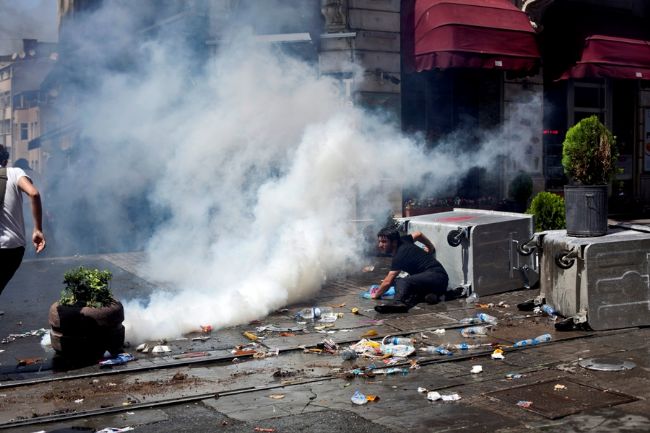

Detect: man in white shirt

[0,145,46,295]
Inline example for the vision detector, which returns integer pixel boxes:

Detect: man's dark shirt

[391,235,446,275]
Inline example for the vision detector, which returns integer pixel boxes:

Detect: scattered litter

[192,336,210,341]
[99,353,135,367]
[17,357,43,366]
[362,329,378,338]
[381,343,416,357]
[361,284,395,299]
[74,398,84,403]
[516,400,533,408]
[136,343,149,352]
[433,328,446,335]
[366,394,380,402]
[460,326,490,338]
[40,331,51,348]
[268,394,285,399]
[173,351,210,360]
[373,367,409,376]
[318,338,339,353]
[341,349,358,360]
[470,365,483,374]
[243,331,259,341]
[427,391,441,401]
[417,387,428,393]
[554,384,567,391]
[351,389,367,405]
[95,428,134,433]
[200,325,213,333]
[333,303,346,308]
[1,328,48,344]
[409,359,420,370]
[351,307,359,314]
[506,373,523,379]
[420,345,452,356]
[256,324,305,333]
[349,338,382,358]
[491,348,505,360]
[441,393,461,401]
[254,428,276,433]
[513,334,552,348]
[362,265,375,272]
[498,301,510,308]
[151,345,171,354]
[279,332,295,337]
[420,332,429,339]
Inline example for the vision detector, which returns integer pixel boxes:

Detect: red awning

[559,35,650,80]
[412,0,540,73]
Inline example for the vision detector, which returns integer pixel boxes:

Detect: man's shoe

[374,302,410,314]
[424,293,440,305]
[445,286,466,301]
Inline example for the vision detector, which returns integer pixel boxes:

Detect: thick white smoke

[44,2,540,343]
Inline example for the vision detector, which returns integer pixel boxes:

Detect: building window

[20,123,28,140]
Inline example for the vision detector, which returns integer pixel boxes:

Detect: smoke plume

[43,2,539,343]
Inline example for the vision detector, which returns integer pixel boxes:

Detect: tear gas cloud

[46,2,540,343]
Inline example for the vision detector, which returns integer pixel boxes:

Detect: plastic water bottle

[541,304,557,317]
[459,317,482,325]
[385,337,414,345]
[513,333,552,348]
[318,307,337,322]
[465,292,479,304]
[295,307,321,320]
[380,344,415,357]
[476,313,498,325]
[460,326,489,337]
[420,345,452,356]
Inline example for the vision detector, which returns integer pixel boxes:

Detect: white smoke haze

[46,3,541,343]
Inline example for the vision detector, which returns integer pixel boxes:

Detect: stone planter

[48,300,125,360]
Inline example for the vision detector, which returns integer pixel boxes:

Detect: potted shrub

[48,267,125,360]
[526,191,566,232]
[561,115,618,236]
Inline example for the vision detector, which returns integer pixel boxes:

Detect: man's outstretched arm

[17,176,45,253]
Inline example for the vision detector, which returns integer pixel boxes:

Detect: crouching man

[372,226,450,313]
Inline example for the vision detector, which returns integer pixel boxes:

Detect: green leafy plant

[59,267,116,308]
[562,115,618,185]
[526,192,566,231]
[508,171,533,206]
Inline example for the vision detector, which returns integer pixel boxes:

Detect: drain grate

[486,378,637,419]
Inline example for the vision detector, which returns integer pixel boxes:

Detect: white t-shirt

[0,167,29,249]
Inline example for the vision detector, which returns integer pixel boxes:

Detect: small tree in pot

[49,267,125,361]
[562,115,618,237]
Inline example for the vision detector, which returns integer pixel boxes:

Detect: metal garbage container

[539,227,650,330]
[401,208,538,296]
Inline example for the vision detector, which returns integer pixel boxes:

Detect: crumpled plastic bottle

[460,326,490,338]
[420,345,452,356]
[476,312,498,325]
[513,333,552,348]
[99,353,135,367]
[351,389,367,405]
[380,343,415,357]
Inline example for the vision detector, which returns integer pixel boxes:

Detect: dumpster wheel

[555,250,575,269]
[447,229,463,247]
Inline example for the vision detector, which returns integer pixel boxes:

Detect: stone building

[41,0,650,213]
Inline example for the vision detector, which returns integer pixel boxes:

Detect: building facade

[43,0,650,214]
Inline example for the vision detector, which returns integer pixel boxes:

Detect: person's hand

[32,230,46,253]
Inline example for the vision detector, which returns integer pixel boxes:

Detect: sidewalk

[0,253,648,432]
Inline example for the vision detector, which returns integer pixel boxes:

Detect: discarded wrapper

[554,384,567,391]
[351,389,367,405]
[152,345,171,354]
[517,400,533,408]
[99,353,135,367]
[470,365,483,374]
[491,348,505,360]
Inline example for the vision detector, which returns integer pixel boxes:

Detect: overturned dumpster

[535,226,650,331]
[400,208,538,296]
